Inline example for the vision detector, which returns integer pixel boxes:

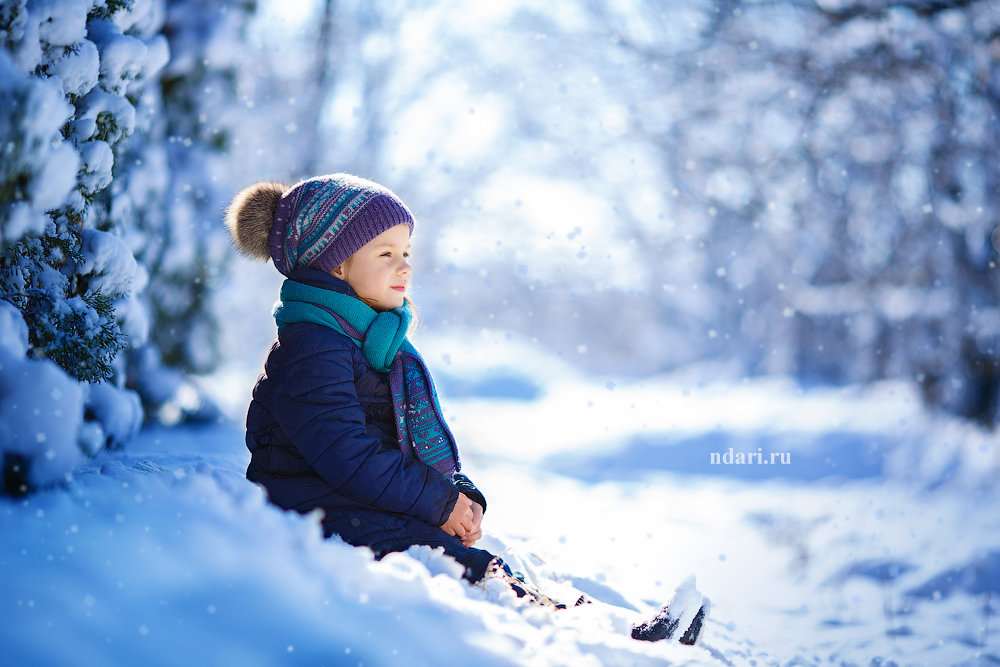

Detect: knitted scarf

[272,279,460,475]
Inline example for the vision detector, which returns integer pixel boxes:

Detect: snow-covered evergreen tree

[0,0,255,495]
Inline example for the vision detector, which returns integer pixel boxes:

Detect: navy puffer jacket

[245,269,488,564]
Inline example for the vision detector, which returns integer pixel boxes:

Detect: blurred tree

[416,0,1000,423]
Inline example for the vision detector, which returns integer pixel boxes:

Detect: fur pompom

[224,181,289,261]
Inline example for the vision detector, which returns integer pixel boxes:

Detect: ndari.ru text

[709,448,791,465]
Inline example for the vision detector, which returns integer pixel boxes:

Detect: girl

[225,173,499,585]
[225,173,706,641]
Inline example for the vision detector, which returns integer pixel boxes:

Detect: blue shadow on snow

[544,431,891,483]
[434,371,543,401]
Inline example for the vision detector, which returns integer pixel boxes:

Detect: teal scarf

[273,280,461,475]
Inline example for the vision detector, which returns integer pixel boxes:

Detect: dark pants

[324,510,498,583]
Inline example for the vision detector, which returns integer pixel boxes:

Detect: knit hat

[225,173,415,276]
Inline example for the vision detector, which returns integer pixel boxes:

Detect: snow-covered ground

[3,332,999,666]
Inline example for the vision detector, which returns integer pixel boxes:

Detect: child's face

[332,224,412,311]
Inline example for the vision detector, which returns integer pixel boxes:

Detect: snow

[0,201,47,242]
[75,88,136,143]
[45,38,99,98]
[667,576,708,643]
[0,301,31,357]
[30,0,89,47]
[0,62,80,214]
[0,352,85,489]
[3,336,998,664]
[77,228,144,298]
[19,57,71,136]
[81,381,143,450]
[27,140,79,210]
[77,139,115,193]
[140,33,169,81]
[88,19,148,95]
[5,8,43,72]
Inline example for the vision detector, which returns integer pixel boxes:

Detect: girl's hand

[461,501,484,547]
[440,493,475,538]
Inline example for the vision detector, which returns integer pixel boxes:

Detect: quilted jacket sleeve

[453,473,487,514]
[268,324,458,528]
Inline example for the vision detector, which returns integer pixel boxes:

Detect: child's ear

[331,264,345,278]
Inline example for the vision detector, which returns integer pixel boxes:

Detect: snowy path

[2,376,999,666]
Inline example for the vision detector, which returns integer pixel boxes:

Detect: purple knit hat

[267,173,414,276]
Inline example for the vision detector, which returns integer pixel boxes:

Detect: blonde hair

[404,295,419,336]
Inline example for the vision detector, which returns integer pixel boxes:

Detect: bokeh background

[231,0,1000,426]
[4,0,999,442]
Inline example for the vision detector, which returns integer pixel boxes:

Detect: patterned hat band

[267,174,415,276]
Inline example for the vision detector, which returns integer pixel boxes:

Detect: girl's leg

[332,512,499,583]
